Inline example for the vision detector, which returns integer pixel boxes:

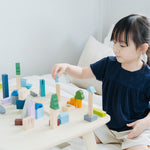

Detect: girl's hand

[51,63,69,80]
[126,119,148,139]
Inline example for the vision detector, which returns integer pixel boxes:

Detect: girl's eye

[120,45,126,47]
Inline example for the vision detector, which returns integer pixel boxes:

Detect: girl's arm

[51,63,95,80]
[127,112,150,139]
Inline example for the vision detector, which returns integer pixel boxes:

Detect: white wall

[102,0,150,41]
[0,0,103,78]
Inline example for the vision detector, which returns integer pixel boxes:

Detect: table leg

[83,131,98,150]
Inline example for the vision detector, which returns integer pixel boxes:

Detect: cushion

[71,36,114,95]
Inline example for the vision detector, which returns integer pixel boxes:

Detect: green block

[56,142,71,149]
[93,107,106,117]
[75,90,84,100]
[16,63,20,75]
[0,84,2,89]
[50,94,59,110]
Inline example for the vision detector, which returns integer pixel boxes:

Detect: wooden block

[76,99,82,108]
[23,116,34,130]
[16,75,21,90]
[49,109,59,129]
[88,92,93,116]
[93,108,106,117]
[56,83,60,101]
[49,119,60,126]
[62,104,75,112]
[15,119,23,126]
[19,87,28,100]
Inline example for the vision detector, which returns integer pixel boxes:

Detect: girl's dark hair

[111,14,150,65]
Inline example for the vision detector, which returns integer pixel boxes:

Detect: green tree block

[50,94,59,110]
[93,107,106,117]
[75,90,84,100]
[16,63,20,75]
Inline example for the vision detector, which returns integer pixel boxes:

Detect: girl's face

[113,35,141,64]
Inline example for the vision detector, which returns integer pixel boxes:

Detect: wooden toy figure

[55,73,60,101]
[84,86,97,122]
[49,94,59,129]
[16,63,21,90]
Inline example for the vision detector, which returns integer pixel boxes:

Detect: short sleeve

[90,57,108,81]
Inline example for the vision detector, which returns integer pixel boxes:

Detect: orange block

[67,97,76,106]
[76,99,82,108]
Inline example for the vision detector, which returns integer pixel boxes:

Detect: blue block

[58,112,69,124]
[55,73,59,83]
[40,79,45,97]
[21,78,27,87]
[84,114,97,122]
[16,100,25,109]
[11,96,18,105]
[26,83,32,89]
[11,90,18,96]
[35,103,43,110]
[0,105,6,114]
[35,103,44,119]
[2,74,9,98]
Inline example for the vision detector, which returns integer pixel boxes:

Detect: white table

[0,87,110,150]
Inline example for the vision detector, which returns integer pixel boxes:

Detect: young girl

[51,14,150,150]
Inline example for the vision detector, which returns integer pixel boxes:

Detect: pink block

[28,101,35,118]
[1,97,10,104]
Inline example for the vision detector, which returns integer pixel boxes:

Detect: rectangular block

[2,74,9,98]
[16,63,20,75]
[40,79,45,97]
[93,108,106,117]
[15,119,23,126]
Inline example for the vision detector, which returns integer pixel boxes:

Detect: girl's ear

[140,43,149,53]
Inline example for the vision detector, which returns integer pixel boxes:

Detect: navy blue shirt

[90,56,150,132]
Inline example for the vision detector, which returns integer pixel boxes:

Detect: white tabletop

[0,86,110,150]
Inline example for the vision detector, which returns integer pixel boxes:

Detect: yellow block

[0,84,2,89]
[93,107,106,117]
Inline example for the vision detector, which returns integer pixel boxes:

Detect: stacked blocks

[2,74,9,98]
[67,90,84,108]
[40,79,45,97]
[35,103,44,119]
[58,112,69,124]
[11,90,18,105]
